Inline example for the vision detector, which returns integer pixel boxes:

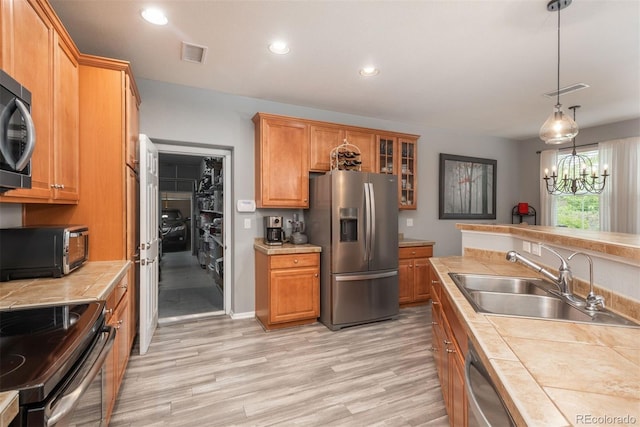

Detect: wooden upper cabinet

[125,74,140,172]
[254,113,310,208]
[0,0,80,203]
[254,112,419,209]
[344,129,376,172]
[309,124,344,172]
[52,33,79,201]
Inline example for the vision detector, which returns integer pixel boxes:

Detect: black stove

[0,302,105,405]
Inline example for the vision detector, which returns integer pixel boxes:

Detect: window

[554,148,600,230]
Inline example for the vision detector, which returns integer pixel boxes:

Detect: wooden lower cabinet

[255,251,320,330]
[398,245,433,307]
[430,267,467,427]
[104,272,131,425]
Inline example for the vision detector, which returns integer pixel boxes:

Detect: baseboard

[230,310,255,320]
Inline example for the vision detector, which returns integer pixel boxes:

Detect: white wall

[137,78,521,314]
[517,117,640,214]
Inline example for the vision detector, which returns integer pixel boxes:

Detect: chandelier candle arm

[542,106,610,195]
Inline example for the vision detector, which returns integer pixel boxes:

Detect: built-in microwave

[0,69,36,192]
[0,225,89,281]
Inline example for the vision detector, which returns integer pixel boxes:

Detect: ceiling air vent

[181,42,208,64]
[544,83,590,98]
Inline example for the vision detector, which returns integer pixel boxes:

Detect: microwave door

[0,97,36,171]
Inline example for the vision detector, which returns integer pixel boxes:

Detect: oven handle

[45,325,116,426]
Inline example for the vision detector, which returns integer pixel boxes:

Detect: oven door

[41,325,115,427]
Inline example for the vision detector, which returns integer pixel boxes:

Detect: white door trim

[154,141,232,316]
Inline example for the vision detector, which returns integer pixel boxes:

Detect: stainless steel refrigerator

[307,170,399,330]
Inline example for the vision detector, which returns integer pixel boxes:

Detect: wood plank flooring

[111,305,449,426]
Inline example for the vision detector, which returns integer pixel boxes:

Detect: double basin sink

[448,273,639,327]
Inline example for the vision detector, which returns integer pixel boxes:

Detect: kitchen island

[432,224,640,426]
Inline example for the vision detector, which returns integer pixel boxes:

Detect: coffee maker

[264,216,285,245]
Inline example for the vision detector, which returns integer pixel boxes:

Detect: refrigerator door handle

[335,270,398,281]
[368,182,376,262]
[364,182,372,262]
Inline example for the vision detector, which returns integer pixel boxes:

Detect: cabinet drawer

[269,253,319,269]
[108,275,128,310]
[399,246,433,259]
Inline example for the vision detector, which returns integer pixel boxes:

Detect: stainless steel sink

[467,291,592,321]
[448,273,639,328]
[448,273,551,296]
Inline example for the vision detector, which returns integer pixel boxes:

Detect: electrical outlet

[406,218,414,227]
[532,243,542,256]
[522,241,531,253]
[244,218,251,229]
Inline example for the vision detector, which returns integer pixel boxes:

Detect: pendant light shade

[539,104,579,145]
[540,0,578,145]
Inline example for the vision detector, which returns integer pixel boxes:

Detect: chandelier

[543,106,609,195]
[539,0,579,145]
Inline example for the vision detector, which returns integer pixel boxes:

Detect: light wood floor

[111,305,449,426]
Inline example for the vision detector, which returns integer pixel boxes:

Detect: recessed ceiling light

[141,8,168,26]
[359,67,379,77]
[268,41,290,55]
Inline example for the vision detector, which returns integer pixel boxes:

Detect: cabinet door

[377,135,396,175]
[450,349,467,427]
[255,116,310,208]
[269,266,319,324]
[344,129,376,172]
[309,124,343,172]
[399,137,417,210]
[125,74,140,172]
[0,0,53,201]
[414,258,431,301]
[52,33,79,201]
[114,295,130,385]
[398,258,413,304]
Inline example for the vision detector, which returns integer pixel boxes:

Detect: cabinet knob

[432,301,439,306]
[314,273,319,278]
[443,339,452,345]
[431,280,439,284]
[293,259,298,263]
[429,347,436,352]
[431,321,438,325]
[409,264,413,268]
[446,348,456,354]
[105,308,114,315]
[411,251,416,255]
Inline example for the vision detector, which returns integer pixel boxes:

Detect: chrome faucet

[568,251,605,311]
[506,245,584,306]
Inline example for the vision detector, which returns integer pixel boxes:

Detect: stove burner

[0,354,26,378]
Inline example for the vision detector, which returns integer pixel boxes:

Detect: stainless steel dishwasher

[465,341,515,427]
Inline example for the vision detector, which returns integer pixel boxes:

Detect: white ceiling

[50,0,640,140]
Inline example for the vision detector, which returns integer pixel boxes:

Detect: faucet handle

[585,292,605,311]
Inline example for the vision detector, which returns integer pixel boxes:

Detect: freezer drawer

[328,270,399,329]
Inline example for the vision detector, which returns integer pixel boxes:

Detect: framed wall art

[439,153,496,219]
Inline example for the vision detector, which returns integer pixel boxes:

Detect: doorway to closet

[155,142,231,325]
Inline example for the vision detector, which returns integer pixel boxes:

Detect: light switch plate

[244,218,251,229]
[522,241,531,253]
[532,243,542,256]
[406,218,414,227]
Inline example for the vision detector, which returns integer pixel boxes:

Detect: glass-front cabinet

[377,135,417,210]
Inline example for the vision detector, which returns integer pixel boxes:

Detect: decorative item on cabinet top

[330,139,362,171]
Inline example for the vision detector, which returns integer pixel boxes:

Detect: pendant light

[543,106,609,195]
[539,0,578,145]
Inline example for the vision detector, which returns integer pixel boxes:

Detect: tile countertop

[0,260,131,310]
[456,223,640,261]
[254,237,435,254]
[430,255,640,426]
[0,391,18,427]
